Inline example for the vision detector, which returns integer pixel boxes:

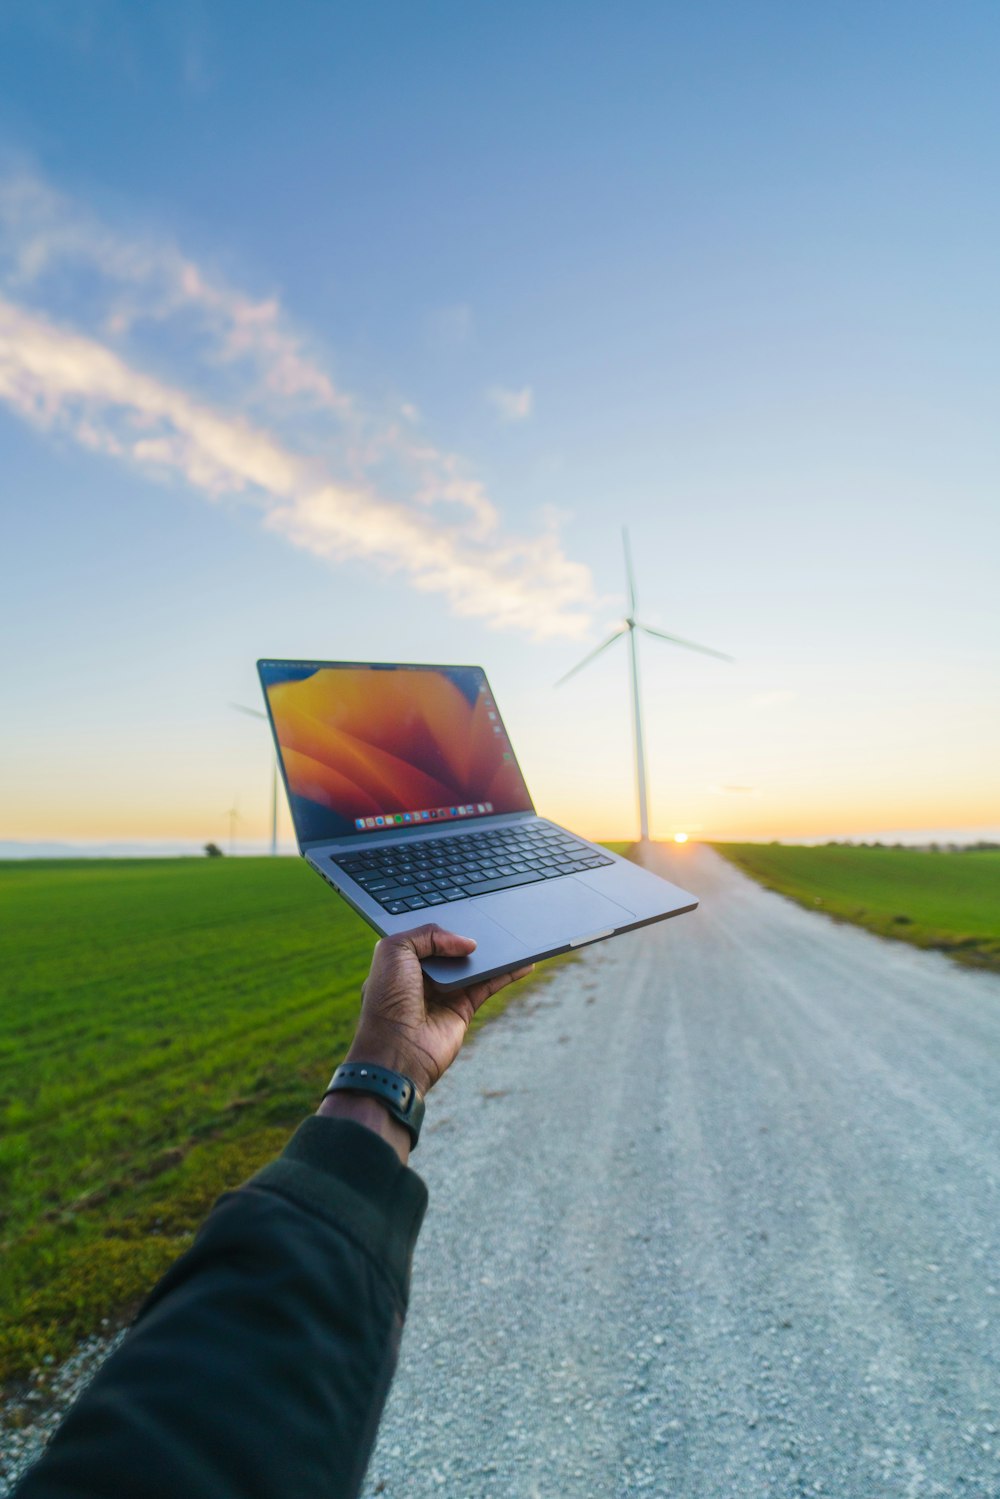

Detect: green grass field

[0,855,562,1389]
[713,843,1000,972]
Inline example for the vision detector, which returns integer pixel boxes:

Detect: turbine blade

[622,526,637,615]
[639,624,734,661]
[231,702,267,720]
[554,629,626,686]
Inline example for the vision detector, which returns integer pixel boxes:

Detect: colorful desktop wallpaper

[259,662,534,843]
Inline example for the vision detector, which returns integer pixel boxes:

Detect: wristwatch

[324,1062,426,1149]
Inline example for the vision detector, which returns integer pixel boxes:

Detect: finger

[466,963,534,1011]
[382,923,478,961]
[492,963,534,988]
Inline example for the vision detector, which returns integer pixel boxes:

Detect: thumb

[395,924,478,960]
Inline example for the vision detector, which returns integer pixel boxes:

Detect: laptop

[257,659,698,991]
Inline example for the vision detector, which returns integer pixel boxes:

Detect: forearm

[13,1119,427,1499]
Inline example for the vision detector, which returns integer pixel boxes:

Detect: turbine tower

[556,527,732,844]
[231,704,279,856]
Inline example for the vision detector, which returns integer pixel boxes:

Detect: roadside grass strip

[712,843,1000,973]
[0,854,573,1387]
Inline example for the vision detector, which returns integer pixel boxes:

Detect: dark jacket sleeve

[13,1117,428,1499]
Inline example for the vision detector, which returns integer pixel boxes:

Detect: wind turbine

[226,797,241,857]
[231,704,279,857]
[556,527,733,844]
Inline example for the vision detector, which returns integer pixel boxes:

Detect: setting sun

[673,833,689,844]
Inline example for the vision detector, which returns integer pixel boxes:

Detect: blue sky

[1,1,998,848]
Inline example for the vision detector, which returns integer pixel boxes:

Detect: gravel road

[5,844,999,1497]
[359,844,1000,1498]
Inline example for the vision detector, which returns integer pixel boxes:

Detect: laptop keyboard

[333,823,614,916]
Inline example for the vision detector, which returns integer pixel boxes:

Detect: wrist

[316,1090,411,1165]
[345,1034,433,1099]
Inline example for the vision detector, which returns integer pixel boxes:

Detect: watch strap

[324,1062,425,1148]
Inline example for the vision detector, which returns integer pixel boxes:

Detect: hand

[345,924,534,1098]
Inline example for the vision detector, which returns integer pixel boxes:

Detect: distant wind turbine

[556,527,733,844]
[226,797,241,857]
[231,704,279,857]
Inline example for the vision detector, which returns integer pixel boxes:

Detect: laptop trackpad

[485,878,638,949]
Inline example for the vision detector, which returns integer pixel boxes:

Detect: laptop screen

[258,660,534,845]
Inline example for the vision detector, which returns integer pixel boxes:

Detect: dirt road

[362,843,1000,1498]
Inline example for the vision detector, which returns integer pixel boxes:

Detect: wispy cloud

[488,384,534,422]
[0,173,353,415]
[0,171,593,637]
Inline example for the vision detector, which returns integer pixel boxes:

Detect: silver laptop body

[258,658,697,991]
